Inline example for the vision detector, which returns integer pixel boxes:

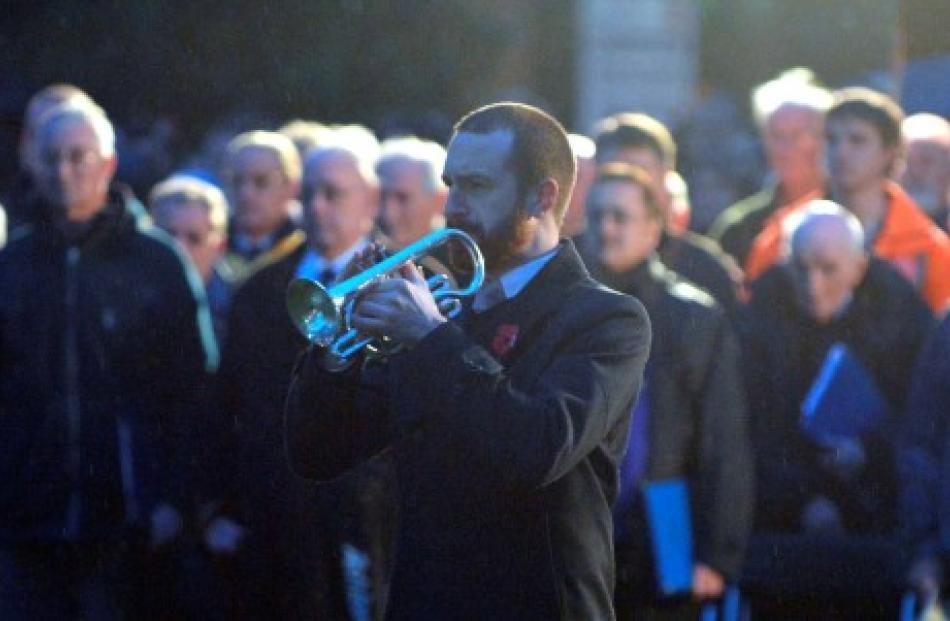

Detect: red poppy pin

[491,324,520,357]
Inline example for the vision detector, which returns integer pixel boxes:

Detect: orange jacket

[744,182,950,314]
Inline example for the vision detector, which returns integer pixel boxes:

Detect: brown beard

[448,206,533,276]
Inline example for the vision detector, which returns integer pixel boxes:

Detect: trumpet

[286,227,485,370]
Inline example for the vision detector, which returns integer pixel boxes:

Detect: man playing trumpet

[285,102,651,619]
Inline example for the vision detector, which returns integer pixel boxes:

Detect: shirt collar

[498,247,559,299]
[295,237,371,282]
[474,247,558,312]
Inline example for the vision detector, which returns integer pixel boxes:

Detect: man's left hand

[693,564,725,599]
[350,262,446,349]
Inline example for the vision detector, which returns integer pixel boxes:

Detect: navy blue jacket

[0,188,214,543]
[286,241,651,620]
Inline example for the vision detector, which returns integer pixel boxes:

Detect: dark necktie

[318,268,336,287]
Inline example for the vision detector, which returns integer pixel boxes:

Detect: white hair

[567,133,596,160]
[903,113,950,148]
[305,124,381,185]
[149,174,229,236]
[752,68,833,128]
[35,101,116,158]
[376,136,447,192]
[782,199,865,259]
[225,130,302,184]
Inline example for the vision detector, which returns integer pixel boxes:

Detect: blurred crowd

[2,66,950,620]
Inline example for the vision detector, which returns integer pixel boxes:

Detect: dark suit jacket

[286,240,651,620]
[599,258,753,585]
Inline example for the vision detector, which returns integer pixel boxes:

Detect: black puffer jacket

[0,187,215,544]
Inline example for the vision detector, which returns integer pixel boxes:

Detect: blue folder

[800,343,888,442]
[643,478,693,595]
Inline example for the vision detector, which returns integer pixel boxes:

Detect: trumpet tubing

[286,228,485,370]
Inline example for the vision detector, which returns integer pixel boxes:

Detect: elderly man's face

[35,118,115,222]
[377,158,443,249]
[902,138,950,216]
[790,222,867,324]
[443,129,532,273]
[152,199,223,283]
[302,151,376,259]
[764,104,825,185]
[226,146,293,240]
[587,179,662,274]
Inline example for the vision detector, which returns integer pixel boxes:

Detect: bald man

[902,113,950,230]
[742,201,934,619]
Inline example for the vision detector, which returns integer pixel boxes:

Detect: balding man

[0,101,214,619]
[902,113,950,230]
[742,201,933,619]
[375,136,447,249]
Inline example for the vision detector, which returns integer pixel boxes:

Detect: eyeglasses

[227,170,285,191]
[40,147,101,170]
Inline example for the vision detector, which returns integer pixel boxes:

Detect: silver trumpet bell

[286,227,485,371]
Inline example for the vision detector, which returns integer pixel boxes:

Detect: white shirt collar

[295,237,370,282]
[474,246,558,312]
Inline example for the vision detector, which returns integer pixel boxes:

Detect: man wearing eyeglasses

[585,163,752,619]
[221,130,305,281]
[0,101,214,619]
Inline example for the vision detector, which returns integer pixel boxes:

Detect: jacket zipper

[64,245,82,539]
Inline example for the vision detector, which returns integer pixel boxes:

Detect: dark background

[2,0,949,198]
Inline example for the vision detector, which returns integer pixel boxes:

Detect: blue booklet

[643,478,693,595]
[800,343,888,442]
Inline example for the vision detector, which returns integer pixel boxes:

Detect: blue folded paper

[643,478,693,595]
[800,343,888,442]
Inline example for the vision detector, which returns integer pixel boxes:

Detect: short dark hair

[593,112,676,168]
[827,87,904,149]
[591,162,663,221]
[454,102,576,223]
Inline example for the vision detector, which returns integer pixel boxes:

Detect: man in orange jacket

[745,88,950,315]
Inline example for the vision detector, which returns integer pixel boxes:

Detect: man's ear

[433,186,448,215]
[105,153,119,178]
[528,177,560,218]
